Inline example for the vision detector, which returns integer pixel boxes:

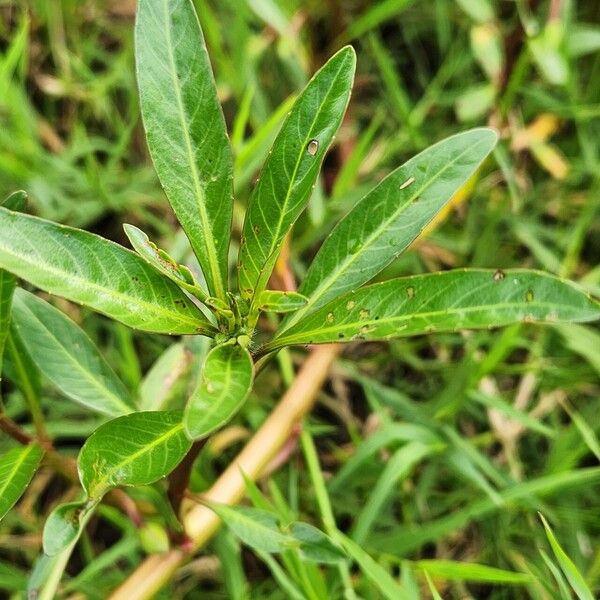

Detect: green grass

[1,0,599,598]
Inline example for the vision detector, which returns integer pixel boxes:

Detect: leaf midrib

[18,299,133,415]
[0,240,209,332]
[281,135,491,333]
[88,422,185,497]
[191,349,251,431]
[159,0,224,299]
[0,446,37,502]
[211,505,288,546]
[249,53,351,302]
[269,299,585,348]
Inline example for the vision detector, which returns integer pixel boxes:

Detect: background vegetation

[1,0,599,598]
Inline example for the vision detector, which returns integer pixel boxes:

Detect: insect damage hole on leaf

[307,139,319,155]
[400,176,415,189]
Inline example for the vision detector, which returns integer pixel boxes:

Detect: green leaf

[206,503,290,553]
[206,502,343,563]
[469,390,555,437]
[78,411,192,500]
[184,343,253,440]
[136,0,233,300]
[0,444,43,521]
[0,207,214,336]
[456,0,494,22]
[539,514,595,600]
[257,290,308,314]
[280,129,497,333]
[423,571,443,600]
[0,269,16,374]
[238,46,355,303]
[0,191,25,372]
[123,224,208,301]
[288,522,346,564]
[43,500,89,556]
[139,343,193,411]
[0,560,27,592]
[351,441,437,544]
[553,322,600,376]
[335,531,412,600]
[1,190,27,212]
[268,270,600,350]
[11,289,134,416]
[415,560,531,584]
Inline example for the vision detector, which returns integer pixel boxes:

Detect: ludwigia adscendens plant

[0,0,598,596]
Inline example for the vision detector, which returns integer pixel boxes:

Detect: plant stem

[108,344,341,600]
[167,440,206,519]
[0,411,33,444]
[5,332,49,444]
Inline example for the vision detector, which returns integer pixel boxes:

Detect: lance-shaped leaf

[124,224,234,320]
[238,46,356,302]
[184,343,253,440]
[280,128,497,333]
[123,224,206,299]
[78,411,192,500]
[206,503,343,562]
[0,444,44,521]
[139,342,193,411]
[288,522,346,564]
[206,504,290,553]
[0,191,26,372]
[11,289,134,416]
[257,290,308,314]
[136,0,233,300]
[267,270,600,350]
[0,207,214,336]
[0,270,16,373]
[2,190,27,212]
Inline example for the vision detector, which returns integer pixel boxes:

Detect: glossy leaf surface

[136,0,233,299]
[238,47,355,301]
[184,344,253,440]
[0,191,24,371]
[269,270,600,349]
[42,500,88,556]
[282,128,497,332]
[0,444,43,521]
[0,269,15,373]
[1,190,27,212]
[0,207,213,336]
[11,289,134,416]
[123,224,206,299]
[78,411,192,500]
[257,290,308,313]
